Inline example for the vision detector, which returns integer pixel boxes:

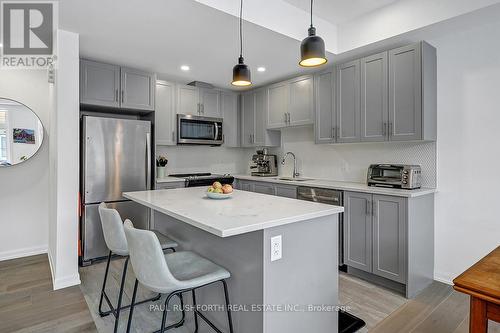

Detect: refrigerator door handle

[146,132,151,190]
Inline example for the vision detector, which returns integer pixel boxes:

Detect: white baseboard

[0,245,47,261]
[434,274,453,286]
[47,250,81,290]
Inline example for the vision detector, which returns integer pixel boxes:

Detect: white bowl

[206,191,233,200]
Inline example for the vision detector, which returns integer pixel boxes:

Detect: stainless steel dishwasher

[297,187,345,268]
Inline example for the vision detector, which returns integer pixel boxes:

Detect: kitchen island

[124,187,344,333]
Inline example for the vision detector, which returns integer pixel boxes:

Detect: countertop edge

[233,175,437,198]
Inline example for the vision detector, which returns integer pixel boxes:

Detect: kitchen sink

[273,177,314,182]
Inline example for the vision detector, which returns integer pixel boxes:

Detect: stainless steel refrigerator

[81,115,151,265]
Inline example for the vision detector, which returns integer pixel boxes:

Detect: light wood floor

[0,254,96,333]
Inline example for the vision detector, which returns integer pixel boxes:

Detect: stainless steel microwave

[177,114,223,145]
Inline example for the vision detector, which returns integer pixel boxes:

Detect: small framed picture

[13,128,36,144]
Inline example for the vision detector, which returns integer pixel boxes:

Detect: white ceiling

[59,0,329,90]
[283,0,401,24]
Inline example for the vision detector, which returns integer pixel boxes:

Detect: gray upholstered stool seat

[151,230,178,251]
[151,251,230,294]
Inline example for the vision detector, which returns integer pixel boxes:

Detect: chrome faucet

[281,152,299,178]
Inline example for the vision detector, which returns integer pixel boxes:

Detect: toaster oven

[367,164,422,189]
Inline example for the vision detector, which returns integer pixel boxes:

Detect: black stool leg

[192,289,199,332]
[113,257,129,333]
[160,293,176,333]
[126,279,139,333]
[98,251,112,317]
[222,280,234,333]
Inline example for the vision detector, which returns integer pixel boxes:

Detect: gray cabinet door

[314,69,336,144]
[237,180,253,192]
[267,82,288,129]
[275,184,297,199]
[221,91,239,147]
[344,191,372,273]
[120,67,155,110]
[241,92,255,147]
[177,85,199,115]
[199,88,221,118]
[254,89,267,146]
[336,60,361,143]
[80,59,120,108]
[288,75,314,126]
[361,52,388,142]
[372,195,406,283]
[389,43,422,141]
[155,181,185,190]
[253,182,275,195]
[155,80,176,146]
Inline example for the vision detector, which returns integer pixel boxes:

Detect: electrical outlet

[270,235,282,262]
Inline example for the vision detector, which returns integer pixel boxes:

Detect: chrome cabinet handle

[284,113,287,124]
[115,89,119,102]
[172,131,175,142]
[366,200,371,215]
[287,112,291,124]
[383,122,387,136]
[389,122,393,136]
[332,127,335,139]
[197,103,200,115]
[201,104,205,114]
[121,90,124,103]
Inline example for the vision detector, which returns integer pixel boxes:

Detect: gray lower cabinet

[155,181,185,190]
[80,59,155,111]
[372,195,406,283]
[253,182,275,195]
[274,184,297,199]
[336,60,361,143]
[235,180,297,199]
[344,192,373,272]
[344,191,406,283]
[314,69,336,144]
[80,60,120,108]
[360,52,388,142]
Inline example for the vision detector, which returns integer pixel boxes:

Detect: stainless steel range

[169,173,234,187]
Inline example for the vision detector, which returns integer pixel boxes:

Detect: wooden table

[453,246,500,333]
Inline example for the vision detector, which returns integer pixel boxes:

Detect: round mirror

[0,98,44,167]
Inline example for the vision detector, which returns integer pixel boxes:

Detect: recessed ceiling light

[180,65,190,71]
[257,67,266,72]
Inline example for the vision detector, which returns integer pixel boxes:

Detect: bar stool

[123,220,234,333]
[98,203,179,333]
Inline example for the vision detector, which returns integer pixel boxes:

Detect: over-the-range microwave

[177,114,223,145]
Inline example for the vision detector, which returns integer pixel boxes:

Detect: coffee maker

[250,149,278,177]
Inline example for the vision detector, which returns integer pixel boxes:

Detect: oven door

[177,114,223,145]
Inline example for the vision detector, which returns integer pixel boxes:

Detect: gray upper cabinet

[361,52,388,142]
[176,85,199,115]
[267,82,288,129]
[241,92,255,147]
[344,191,372,273]
[288,75,314,126]
[389,44,422,141]
[80,60,155,111]
[337,60,361,143]
[254,89,267,146]
[314,69,336,144]
[221,91,239,147]
[120,67,155,111]
[372,195,406,283]
[155,80,176,146]
[199,88,221,118]
[80,60,120,108]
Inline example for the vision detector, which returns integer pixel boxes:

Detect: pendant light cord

[239,0,243,58]
[310,0,313,27]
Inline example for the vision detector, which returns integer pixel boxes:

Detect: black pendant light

[232,0,251,86]
[299,0,327,67]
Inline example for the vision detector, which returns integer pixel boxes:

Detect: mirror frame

[0,97,45,167]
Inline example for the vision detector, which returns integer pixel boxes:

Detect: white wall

[156,145,254,175]
[426,19,500,283]
[0,70,50,260]
[270,127,436,187]
[48,30,81,290]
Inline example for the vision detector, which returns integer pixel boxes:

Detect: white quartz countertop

[123,187,343,237]
[234,175,436,198]
[156,176,185,184]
